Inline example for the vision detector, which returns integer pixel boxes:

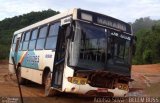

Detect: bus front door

[52,27,66,89]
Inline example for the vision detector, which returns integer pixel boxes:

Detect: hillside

[0,9,59,60]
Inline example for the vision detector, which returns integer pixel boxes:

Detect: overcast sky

[0,0,160,22]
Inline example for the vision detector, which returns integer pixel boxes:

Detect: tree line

[132,17,160,64]
[0,9,59,60]
[0,10,160,64]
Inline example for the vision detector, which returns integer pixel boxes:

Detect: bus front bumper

[63,83,128,97]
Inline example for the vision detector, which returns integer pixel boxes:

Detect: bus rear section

[9,8,135,97]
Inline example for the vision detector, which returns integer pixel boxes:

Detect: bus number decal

[111,32,131,41]
[27,54,39,63]
[45,54,52,58]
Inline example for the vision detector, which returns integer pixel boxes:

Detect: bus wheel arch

[43,67,60,96]
[42,67,51,85]
[42,67,53,96]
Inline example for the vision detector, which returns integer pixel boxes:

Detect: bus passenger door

[52,27,66,89]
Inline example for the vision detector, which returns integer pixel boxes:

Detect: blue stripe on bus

[11,51,39,69]
[22,51,39,69]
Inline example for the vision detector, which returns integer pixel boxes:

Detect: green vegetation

[0,9,59,60]
[0,10,160,64]
[132,17,160,64]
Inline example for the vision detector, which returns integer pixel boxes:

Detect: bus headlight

[80,80,86,85]
[67,77,88,85]
[117,83,128,91]
[73,79,79,84]
[118,84,123,89]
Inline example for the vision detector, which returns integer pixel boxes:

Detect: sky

[0,0,160,22]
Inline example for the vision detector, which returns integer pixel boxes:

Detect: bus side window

[12,35,17,44]
[36,25,48,50]
[45,22,60,50]
[29,28,38,50]
[12,35,17,51]
[19,33,24,50]
[22,31,31,50]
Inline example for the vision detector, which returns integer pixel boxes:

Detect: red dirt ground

[0,61,160,102]
[130,64,160,97]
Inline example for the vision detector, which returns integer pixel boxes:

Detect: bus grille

[88,73,116,89]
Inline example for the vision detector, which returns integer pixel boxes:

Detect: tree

[133,21,160,64]
[0,9,59,60]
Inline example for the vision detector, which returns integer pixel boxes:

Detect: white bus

[9,8,136,97]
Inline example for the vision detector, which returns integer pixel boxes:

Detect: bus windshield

[74,22,106,69]
[69,22,131,72]
[107,35,131,65]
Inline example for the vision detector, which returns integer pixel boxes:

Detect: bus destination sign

[77,9,132,34]
[97,17,127,32]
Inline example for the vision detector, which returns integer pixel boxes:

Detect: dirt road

[0,61,160,103]
[0,62,95,103]
[130,64,160,96]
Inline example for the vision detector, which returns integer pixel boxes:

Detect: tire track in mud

[128,72,147,96]
[2,73,18,86]
[129,71,160,97]
[1,73,44,97]
[141,75,151,87]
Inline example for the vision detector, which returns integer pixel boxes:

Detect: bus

[9,8,136,97]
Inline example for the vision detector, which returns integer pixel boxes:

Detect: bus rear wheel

[44,71,59,97]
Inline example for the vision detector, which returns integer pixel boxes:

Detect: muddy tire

[17,66,26,85]
[44,71,60,97]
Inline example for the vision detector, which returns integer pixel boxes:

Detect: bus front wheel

[44,71,59,97]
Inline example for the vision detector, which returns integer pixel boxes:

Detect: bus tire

[17,66,26,84]
[44,71,59,97]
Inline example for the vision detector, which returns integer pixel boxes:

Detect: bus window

[48,23,60,36]
[39,25,48,38]
[25,31,31,41]
[31,29,38,39]
[20,33,24,42]
[19,33,24,50]
[45,23,60,49]
[29,29,38,50]
[107,35,131,64]
[12,35,17,44]
[36,25,48,50]
[45,37,57,49]
[22,31,31,50]
[12,35,17,51]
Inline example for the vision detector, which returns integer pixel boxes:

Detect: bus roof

[14,8,132,35]
[14,8,78,35]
